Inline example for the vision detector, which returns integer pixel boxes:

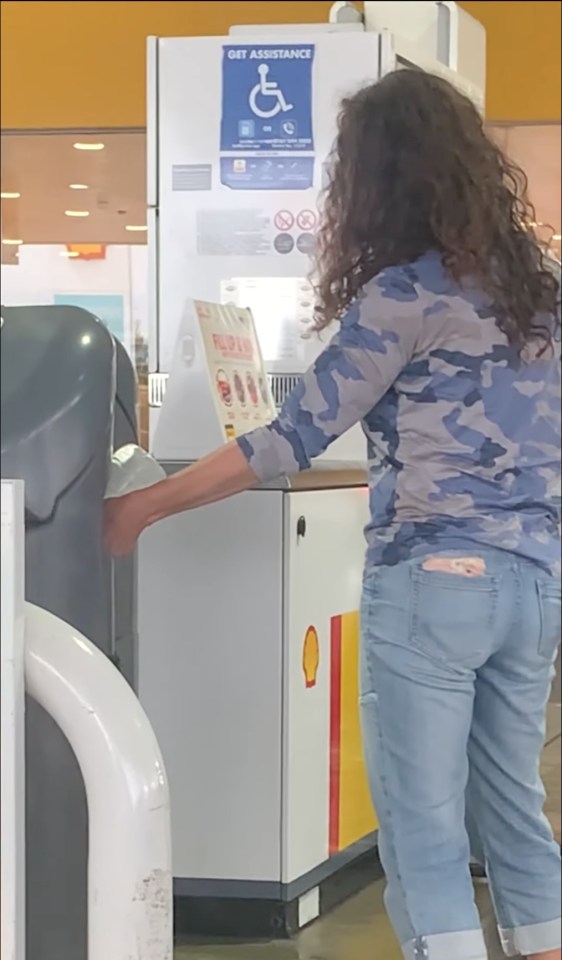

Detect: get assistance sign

[220,44,315,154]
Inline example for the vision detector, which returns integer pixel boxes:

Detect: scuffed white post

[1,476,172,958]
[1,480,26,960]
[24,603,173,960]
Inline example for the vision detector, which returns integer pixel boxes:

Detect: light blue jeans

[360,549,561,960]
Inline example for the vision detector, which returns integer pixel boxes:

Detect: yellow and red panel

[329,611,378,855]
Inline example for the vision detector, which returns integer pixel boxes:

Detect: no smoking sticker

[296,209,317,232]
[274,210,295,232]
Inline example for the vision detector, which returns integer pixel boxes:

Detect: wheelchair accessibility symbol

[249,64,294,119]
[220,43,314,185]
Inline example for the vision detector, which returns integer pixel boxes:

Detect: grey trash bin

[1,304,138,960]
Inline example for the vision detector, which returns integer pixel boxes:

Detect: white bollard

[24,602,173,960]
[1,480,26,960]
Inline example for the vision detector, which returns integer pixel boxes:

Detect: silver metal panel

[138,490,285,882]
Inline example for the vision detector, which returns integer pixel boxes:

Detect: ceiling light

[2,238,23,246]
[65,210,90,218]
[60,250,80,258]
[125,224,148,232]
[73,142,105,151]
[1,191,21,199]
[69,183,89,190]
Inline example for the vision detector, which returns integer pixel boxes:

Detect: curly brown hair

[314,69,560,354]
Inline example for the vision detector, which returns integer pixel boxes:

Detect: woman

[105,70,561,960]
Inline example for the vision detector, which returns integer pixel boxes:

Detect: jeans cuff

[499,918,562,957]
[402,930,487,960]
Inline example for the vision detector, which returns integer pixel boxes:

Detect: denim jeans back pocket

[537,579,562,662]
[410,565,499,668]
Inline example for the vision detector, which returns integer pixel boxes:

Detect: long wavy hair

[314,69,560,354]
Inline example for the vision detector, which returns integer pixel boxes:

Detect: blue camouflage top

[238,252,561,574]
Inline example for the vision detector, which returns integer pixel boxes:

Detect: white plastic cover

[105,444,166,499]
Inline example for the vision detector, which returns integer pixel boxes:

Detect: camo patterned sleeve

[237,267,422,483]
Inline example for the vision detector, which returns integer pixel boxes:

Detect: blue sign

[220,44,315,190]
[53,293,125,343]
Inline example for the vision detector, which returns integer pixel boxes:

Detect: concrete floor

[175,703,561,960]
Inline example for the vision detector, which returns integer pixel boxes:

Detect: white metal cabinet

[138,484,370,891]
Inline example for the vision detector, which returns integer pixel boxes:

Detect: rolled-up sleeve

[237,267,423,483]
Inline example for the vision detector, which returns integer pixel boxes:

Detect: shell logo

[302,626,320,689]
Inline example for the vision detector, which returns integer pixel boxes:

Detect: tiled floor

[175,703,561,960]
